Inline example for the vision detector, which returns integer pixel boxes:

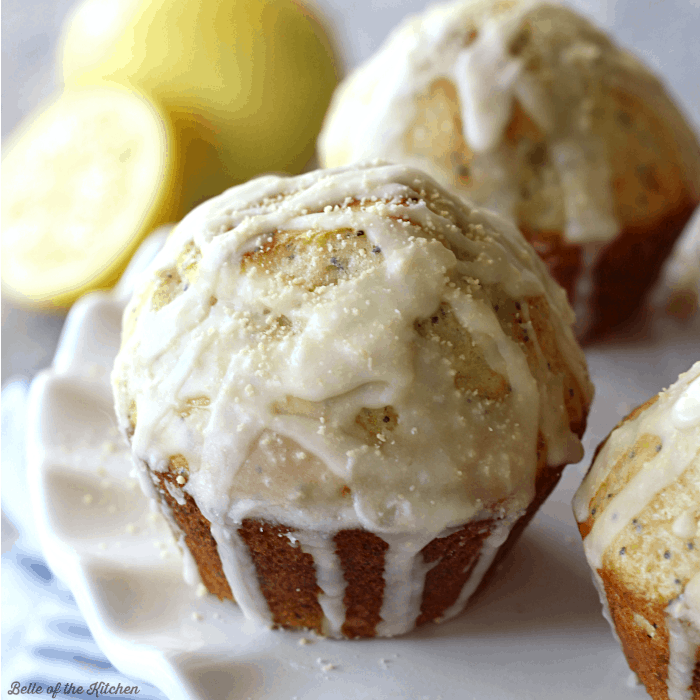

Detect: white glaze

[114,162,591,636]
[439,512,518,623]
[210,523,272,626]
[574,363,700,569]
[452,7,526,153]
[374,532,439,637]
[666,597,700,700]
[178,534,202,587]
[570,241,603,337]
[292,529,347,637]
[673,511,697,540]
[672,376,700,430]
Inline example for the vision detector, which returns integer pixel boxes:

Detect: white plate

[27,233,700,700]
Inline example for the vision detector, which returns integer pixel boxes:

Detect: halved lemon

[2,88,177,309]
[60,0,340,188]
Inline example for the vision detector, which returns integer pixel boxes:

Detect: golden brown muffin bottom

[154,471,233,601]
[524,193,697,343]
[333,529,389,638]
[238,519,324,630]
[601,570,671,699]
[583,196,698,342]
[599,570,700,700]
[151,434,569,638]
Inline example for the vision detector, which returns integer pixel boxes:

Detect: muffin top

[113,162,592,536]
[574,362,700,609]
[318,0,700,246]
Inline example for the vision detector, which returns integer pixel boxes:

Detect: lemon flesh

[60,0,339,199]
[2,88,175,309]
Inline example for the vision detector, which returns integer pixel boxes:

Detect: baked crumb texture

[113,162,592,638]
[318,0,700,340]
[574,363,700,699]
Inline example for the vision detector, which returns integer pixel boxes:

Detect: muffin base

[151,443,567,638]
[525,193,698,343]
[597,569,700,700]
[583,196,698,343]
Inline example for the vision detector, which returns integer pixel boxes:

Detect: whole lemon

[60,0,339,217]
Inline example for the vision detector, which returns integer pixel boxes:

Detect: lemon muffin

[318,0,700,341]
[574,362,700,699]
[113,162,592,638]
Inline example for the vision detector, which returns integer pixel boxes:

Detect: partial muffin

[318,0,700,341]
[113,162,592,638]
[658,208,700,321]
[574,362,700,699]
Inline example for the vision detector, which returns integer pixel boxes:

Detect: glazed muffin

[574,362,700,699]
[112,162,592,638]
[318,0,700,341]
